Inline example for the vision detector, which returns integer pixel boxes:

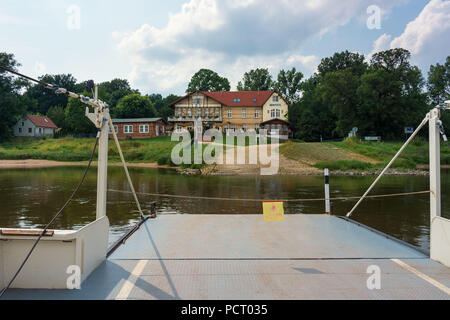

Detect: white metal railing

[168,116,223,122]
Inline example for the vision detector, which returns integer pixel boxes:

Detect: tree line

[187,49,449,141]
[1,48,449,141]
[0,51,181,138]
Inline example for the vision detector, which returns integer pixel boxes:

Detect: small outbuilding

[260,118,290,140]
[14,114,58,137]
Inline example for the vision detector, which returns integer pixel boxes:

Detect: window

[109,125,118,133]
[44,119,48,123]
[254,109,259,118]
[28,128,32,133]
[196,109,201,118]
[177,110,182,117]
[205,109,209,117]
[271,109,275,118]
[231,125,235,132]
[228,110,232,118]
[139,125,149,133]
[255,124,259,131]
[193,97,203,105]
[39,128,42,133]
[233,98,241,103]
[242,124,246,132]
[19,128,22,133]
[253,98,257,103]
[215,109,220,118]
[188,109,192,118]
[273,96,279,102]
[124,125,133,133]
[276,109,281,117]
[21,122,24,126]
[242,109,246,119]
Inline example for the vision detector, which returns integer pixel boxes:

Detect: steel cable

[108,189,431,203]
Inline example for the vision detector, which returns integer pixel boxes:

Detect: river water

[0,166,449,251]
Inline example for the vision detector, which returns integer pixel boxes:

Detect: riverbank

[0,159,173,170]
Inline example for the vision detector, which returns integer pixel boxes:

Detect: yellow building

[168,90,289,135]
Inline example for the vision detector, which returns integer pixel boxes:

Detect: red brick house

[109,118,168,139]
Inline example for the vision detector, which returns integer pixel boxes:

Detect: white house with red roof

[168,90,290,137]
[13,114,59,137]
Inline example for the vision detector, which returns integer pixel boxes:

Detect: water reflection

[0,166,448,251]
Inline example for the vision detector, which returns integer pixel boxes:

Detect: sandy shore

[0,159,172,170]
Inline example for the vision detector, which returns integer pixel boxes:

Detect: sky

[1,0,449,96]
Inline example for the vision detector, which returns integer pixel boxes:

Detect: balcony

[168,116,223,123]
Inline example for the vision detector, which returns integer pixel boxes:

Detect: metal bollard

[324,169,331,214]
[150,202,157,219]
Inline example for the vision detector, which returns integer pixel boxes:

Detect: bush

[157,155,169,165]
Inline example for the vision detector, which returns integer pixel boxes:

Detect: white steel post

[429,108,441,223]
[324,168,331,214]
[95,86,109,220]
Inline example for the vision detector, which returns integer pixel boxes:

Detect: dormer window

[233,98,241,103]
[253,98,257,103]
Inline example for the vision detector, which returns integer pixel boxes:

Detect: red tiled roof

[203,91,274,107]
[27,114,58,129]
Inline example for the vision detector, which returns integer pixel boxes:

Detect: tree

[237,68,273,91]
[317,51,367,136]
[47,106,66,129]
[160,94,180,120]
[317,51,367,78]
[65,96,96,134]
[99,79,138,111]
[186,69,230,93]
[25,74,78,114]
[274,68,303,104]
[357,49,428,139]
[290,75,337,141]
[114,94,157,118]
[0,52,28,140]
[370,48,411,72]
[428,56,450,105]
[319,69,362,136]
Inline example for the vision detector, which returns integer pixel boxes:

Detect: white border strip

[115,260,148,300]
[391,259,450,296]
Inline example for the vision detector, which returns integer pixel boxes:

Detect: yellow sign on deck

[263,201,284,221]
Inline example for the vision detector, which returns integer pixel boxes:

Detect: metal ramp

[3,215,450,300]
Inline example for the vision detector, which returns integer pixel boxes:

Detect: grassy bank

[3,136,449,172]
[0,136,178,163]
[0,136,213,170]
[280,137,450,171]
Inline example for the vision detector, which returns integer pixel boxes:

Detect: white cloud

[115,0,404,93]
[369,0,450,70]
[0,13,31,25]
[367,33,392,61]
